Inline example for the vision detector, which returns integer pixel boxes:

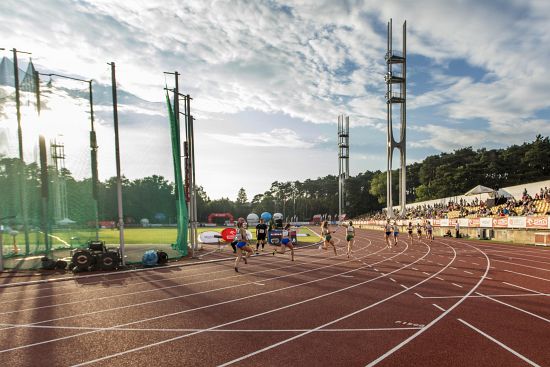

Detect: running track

[0,228,548,366]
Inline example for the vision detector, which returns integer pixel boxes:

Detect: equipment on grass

[55,260,68,270]
[142,249,169,267]
[71,250,94,271]
[157,250,168,264]
[40,257,57,270]
[69,240,121,272]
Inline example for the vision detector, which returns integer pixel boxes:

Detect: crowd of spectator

[356,186,550,221]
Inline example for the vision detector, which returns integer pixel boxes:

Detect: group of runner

[233,218,440,271]
[384,219,435,248]
[234,219,357,271]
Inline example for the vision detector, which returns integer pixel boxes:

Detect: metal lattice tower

[50,139,69,222]
[338,114,350,221]
[384,19,407,218]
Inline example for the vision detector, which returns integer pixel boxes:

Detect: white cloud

[2,0,550,197]
[207,128,315,148]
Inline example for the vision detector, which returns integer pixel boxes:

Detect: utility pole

[12,48,32,254]
[109,62,125,266]
[34,71,50,254]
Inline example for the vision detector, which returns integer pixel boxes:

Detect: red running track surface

[0,228,548,367]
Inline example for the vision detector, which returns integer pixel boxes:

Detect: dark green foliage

[1,136,548,224]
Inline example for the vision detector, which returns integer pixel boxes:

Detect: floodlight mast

[338,114,350,222]
[385,19,407,218]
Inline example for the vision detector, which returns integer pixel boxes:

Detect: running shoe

[244,257,248,264]
[234,267,238,272]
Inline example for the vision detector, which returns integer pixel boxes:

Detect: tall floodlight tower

[384,19,407,218]
[338,114,350,222]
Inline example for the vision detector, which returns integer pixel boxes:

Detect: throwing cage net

[0,54,187,269]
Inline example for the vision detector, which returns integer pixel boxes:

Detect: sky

[1,0,550,200]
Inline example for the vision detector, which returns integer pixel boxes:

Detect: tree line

[1,136,548,225]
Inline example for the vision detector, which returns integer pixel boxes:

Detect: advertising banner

[480,218,493,228]
[507,216,527,229]
[440,219,449,227]
[526,216,550,229]
[492,217,508,228]
[433,219,441,227]
[458,218,469,228]
[468,218,480,228]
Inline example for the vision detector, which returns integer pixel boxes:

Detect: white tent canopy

[490,189,513,198]
[57,217,76,225]
[465,185,494,196]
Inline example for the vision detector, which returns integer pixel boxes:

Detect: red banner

[526,216,549,229]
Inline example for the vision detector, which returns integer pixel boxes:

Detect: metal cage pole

[109,62,125,266]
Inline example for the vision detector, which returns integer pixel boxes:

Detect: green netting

[166,91,188,256]
[1,56,188,269]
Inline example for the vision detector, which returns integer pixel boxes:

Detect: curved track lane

[0,228,548,366]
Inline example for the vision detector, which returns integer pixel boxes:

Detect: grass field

[1,226,321,255]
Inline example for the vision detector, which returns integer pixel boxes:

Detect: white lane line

[452,283,464,288]
[432,304,445,312]
[459,260,466,263]
[253,282,265,286]
[464,270,474,275]
[503,282,546,295]
[389,278,396,283]
[0,253,332,315]
[493,259,550,272]
[0,323,423,333]
[0,240,380,332]
[215,243,443,367]
[472,262,479,265]
[458,319,542,367]
[0,239,329,298]
[504,269,550,282]
[485,277,493,280]
[435,276,445,281]
[414,293,422,298]
[340,275,354,278]
[450,267,458,270]
[68,242,424,367]
[0,239,405,355]
[437,263,444,266]
[412,267,418,271]
[414,293,549,299]
[475,292,550,323]
[422,272,430,276]
[400,284,408,289]
[365,239,490,367]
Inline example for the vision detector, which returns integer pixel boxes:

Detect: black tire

[100,251,119,271]
[72,250,93,270]
[157,251,168,264]
[41,258,57,270]
[68,262,76,271]
[55,260,68,270]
